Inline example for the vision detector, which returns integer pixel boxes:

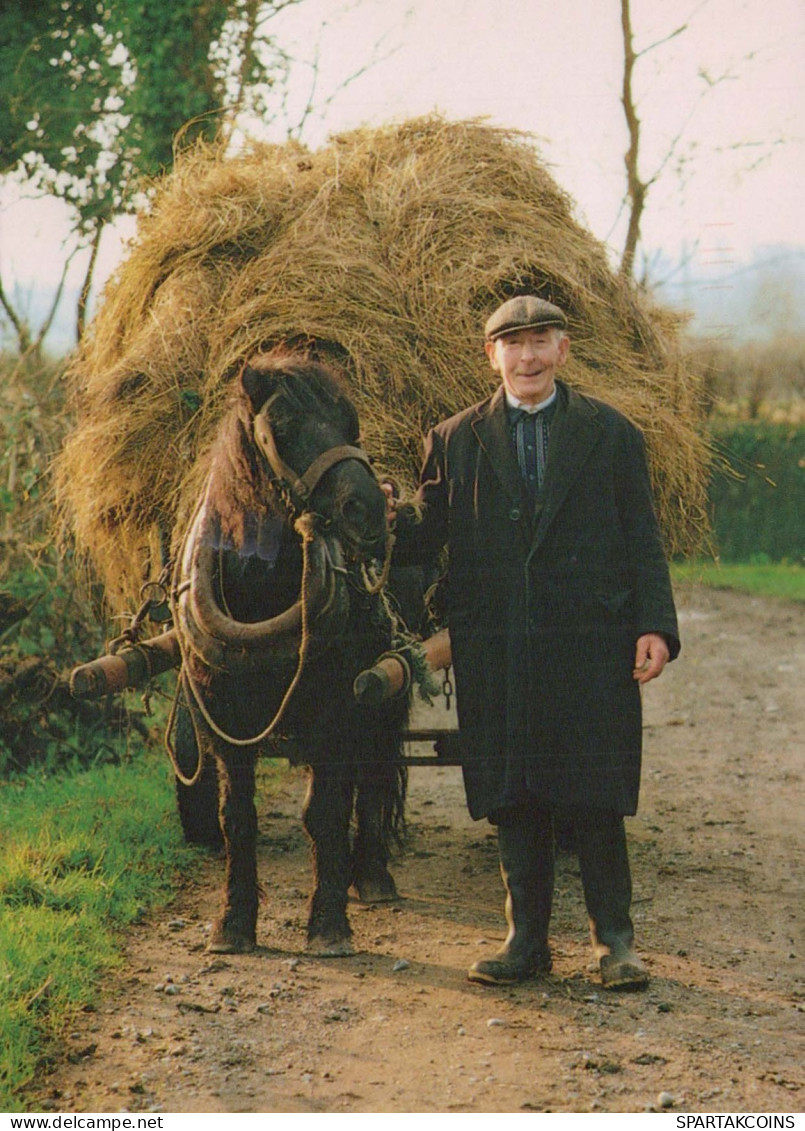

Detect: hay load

[56,115,708,611]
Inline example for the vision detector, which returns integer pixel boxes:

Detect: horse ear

[240,363,277,412]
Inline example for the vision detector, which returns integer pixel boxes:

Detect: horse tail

[384,755,408,851]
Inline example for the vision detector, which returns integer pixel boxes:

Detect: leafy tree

[0,0,302,352]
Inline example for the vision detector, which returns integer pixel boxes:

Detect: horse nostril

[341,496,369,533]
[339,494,387,549]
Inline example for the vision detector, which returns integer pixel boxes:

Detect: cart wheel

[173,700,223,850]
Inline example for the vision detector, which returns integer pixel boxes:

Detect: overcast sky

[269,0,804,258]
[2,0,803,342]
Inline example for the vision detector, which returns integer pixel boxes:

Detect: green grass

[0,750,199,1110]
[672,559,805,603]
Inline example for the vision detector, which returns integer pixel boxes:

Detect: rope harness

[163,393,390,781]
[165,512,318,785]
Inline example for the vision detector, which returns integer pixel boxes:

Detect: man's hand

[633,633,670,684]
[380,481,397,528]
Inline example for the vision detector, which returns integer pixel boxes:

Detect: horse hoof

[352,875,399,904]
[307,935,355,958]
[208,923,256,954]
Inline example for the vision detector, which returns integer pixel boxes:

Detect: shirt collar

[505,386,558,414]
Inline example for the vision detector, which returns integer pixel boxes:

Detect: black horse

[170,353,408,956]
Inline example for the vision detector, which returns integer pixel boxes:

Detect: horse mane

[205,354,356,549]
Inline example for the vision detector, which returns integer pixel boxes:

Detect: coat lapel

[529,382,603,557]
[471,387,534,546]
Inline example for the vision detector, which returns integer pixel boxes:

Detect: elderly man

[393,295,680,989]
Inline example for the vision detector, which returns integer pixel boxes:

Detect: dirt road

[36,583,804,1114]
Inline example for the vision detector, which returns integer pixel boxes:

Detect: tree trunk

[619,0,645,280]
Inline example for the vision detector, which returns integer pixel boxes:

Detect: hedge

[707,421,805,563]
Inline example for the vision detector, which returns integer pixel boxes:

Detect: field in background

[672,559,805,602]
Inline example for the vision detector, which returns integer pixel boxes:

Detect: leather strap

[253,397,373,505]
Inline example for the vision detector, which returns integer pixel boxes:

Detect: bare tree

[617,0,777,282]
[619,0,689,279]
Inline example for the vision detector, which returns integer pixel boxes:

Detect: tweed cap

[484,295,568,340]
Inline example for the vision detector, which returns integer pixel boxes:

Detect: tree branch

[28,243,81,357]
[76,223,103,344]
[0,275,31,355]
[286,7,405,141]
[636,23,688,59]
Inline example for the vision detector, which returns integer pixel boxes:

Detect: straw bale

[55,115,709,611]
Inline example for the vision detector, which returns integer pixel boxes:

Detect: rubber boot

[575,809,648,990]
[468,811,554,985]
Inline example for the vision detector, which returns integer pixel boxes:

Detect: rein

[361,529,395,595]
[166,511,319,777]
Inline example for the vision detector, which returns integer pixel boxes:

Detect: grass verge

[0,749,198,1111]
[671,559,805,603]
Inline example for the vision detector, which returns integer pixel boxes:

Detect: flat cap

[484,295,567,340]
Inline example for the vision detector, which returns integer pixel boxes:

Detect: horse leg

[352,780,400,903]
[208,747,259,954]
[303,763,355,956]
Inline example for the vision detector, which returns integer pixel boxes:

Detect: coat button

[509,506,521,522]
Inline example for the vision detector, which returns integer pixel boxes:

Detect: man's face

[485,327,569,406]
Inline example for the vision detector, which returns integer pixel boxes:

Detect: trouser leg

[468,802,554,985]
[572,807,648,988]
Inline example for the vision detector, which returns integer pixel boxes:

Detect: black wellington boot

[575,810,648,990]
[468,814,554,986]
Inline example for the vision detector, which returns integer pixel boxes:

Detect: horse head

[174,353,389,673]
[240,354,388,560]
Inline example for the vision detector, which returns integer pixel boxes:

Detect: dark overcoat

[397,379,680,819]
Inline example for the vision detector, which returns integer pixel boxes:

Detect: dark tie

[511,408,549,502]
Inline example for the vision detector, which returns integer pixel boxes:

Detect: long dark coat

[397,379,680,819]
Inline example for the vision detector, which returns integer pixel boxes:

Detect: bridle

[254,395,393,594]
[253,393,391,592]
[253,390,375,512]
